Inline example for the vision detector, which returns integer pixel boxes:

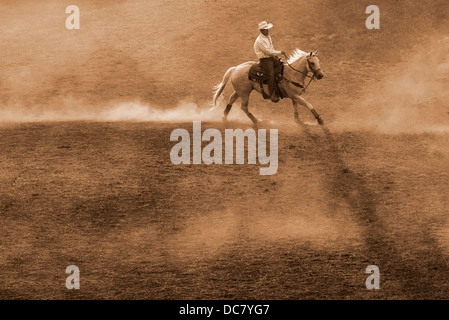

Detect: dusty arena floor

[1,121,449,299]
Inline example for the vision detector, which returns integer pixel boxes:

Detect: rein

[282,53,319,92]
[283,54,314,79]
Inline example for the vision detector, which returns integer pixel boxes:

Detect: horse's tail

[211,66,236,110]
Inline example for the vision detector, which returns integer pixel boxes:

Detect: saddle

[248,57,285,99]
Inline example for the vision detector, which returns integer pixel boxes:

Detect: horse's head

[307,51,324,80]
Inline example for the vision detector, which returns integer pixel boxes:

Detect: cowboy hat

[258,21,273,30]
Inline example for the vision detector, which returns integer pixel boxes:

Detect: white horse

[212,49,324,125]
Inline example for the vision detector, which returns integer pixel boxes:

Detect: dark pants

[259,57,277,99]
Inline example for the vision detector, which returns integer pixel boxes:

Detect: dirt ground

[1,0,449,299]
[1,122,449,299]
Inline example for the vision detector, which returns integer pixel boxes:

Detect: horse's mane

[287,48,308,64]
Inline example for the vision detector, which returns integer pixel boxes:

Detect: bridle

[282,53,321,92]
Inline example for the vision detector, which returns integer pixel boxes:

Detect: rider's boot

[268,74,280,103]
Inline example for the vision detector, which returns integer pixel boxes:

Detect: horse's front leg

[291,100,302,125]
[295,95,324,125]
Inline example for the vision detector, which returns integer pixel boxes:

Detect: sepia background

[1,0,449,299]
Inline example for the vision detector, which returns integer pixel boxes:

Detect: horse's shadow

[296,123,449,297]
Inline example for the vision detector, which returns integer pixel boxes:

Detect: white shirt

[254,33,282,59]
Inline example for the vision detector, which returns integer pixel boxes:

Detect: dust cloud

[0,100,250,123]
[336,37,449,133]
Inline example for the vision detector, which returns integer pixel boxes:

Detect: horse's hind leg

[240,95,258,125]
[223,91,239,122]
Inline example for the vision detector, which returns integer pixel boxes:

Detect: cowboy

[254,21,286,103]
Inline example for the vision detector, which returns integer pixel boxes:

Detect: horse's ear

[309,52,313,57]
[315,50,319,55]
